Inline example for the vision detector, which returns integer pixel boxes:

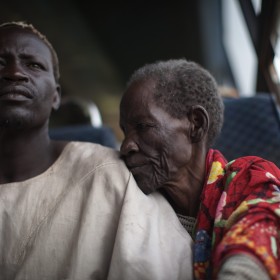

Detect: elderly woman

[119,59,280,280]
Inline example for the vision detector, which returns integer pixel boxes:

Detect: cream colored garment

[0,142,193,280]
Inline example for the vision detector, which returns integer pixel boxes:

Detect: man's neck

[0,129,66,184]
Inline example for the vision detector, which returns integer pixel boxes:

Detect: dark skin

[0,27,67,184]
[120,79,209,217]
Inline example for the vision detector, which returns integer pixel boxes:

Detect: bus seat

[213,93,280,167]
[49,124,118,149]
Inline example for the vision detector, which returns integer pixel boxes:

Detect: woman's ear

[188,105,209,143]
[52,84,61,111]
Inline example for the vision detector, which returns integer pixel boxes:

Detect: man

[0,22,193,280]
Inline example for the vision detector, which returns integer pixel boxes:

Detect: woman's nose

[120,136,139,156]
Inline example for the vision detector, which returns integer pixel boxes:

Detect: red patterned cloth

[194,149,280,280]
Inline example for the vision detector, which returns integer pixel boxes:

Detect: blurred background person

[49,96,118,148]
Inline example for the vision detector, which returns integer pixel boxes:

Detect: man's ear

[188,105,209,143]
[52,84,61,111]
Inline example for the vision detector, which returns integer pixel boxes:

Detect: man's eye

[27,62,44,70]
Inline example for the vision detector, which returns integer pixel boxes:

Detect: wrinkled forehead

[121,79,157,109]
[0,26,52,59]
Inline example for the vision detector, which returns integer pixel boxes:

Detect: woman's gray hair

[126,59,224,147]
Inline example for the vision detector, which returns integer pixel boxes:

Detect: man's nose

[120,136,139,156]
[2,62,29,82]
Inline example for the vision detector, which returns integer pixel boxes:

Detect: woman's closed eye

[136,122,155,131]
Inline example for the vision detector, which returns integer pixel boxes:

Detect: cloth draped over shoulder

[194,149,280,280]
[0,142,193,280]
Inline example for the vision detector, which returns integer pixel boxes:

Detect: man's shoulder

[66,141,120,160]
[59,141,127,174]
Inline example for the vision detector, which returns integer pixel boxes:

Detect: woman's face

[119,79,193,194]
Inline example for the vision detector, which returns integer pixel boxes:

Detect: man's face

[0,27,60,130]
[120,79,193,194]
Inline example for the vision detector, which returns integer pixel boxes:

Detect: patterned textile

[177,214,196,236]
[194,149,280,280]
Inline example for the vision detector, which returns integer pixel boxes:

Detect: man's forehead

[0,28,51,55]
[0,26,41,40]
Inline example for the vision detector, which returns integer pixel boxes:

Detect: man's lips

[0,89,33,101]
